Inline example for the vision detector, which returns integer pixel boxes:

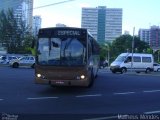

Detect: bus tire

[95,69,98,78]
[31,63,35,68]
[87,71,94,88]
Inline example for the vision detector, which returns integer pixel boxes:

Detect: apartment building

[150,26,160,50]
[81,6,122,43]
[139,26,160,50]
[32,16,42,36]
[138,29,150,45]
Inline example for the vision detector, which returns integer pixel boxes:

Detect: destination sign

[57,30,81,36]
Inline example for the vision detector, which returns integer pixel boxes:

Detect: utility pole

[131,27,135,72]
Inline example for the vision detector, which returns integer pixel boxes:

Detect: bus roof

[38,27,88,38]
[39,27,87,30]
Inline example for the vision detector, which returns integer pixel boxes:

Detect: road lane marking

[144,110,160,114]
[114,92,135,95]
[143,90,160,93]
[27,97,59,100]
[76,94,102,98]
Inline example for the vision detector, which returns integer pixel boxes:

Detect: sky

[33,0,160,35]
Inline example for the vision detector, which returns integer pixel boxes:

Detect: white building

[81,6,122,43]
[32,16,42,36]
[81,7,98,40]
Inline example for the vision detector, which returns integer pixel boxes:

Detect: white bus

[110,53,154,74]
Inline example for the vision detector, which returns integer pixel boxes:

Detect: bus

[35,27,100,87]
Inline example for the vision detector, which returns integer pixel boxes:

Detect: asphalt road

[0,66,160,120]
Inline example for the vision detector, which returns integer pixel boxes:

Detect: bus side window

[88,36,92,57]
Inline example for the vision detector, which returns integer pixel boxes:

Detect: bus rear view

[35,27,100,87]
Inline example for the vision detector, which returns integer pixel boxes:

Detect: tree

[153,49,160,63]
[0,9,34,54]
[110,34,150,61]
[99,43,108,61]
[98,41,112,67]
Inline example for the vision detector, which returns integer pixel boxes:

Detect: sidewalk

[0,63,9,67]
[99,67,160,76]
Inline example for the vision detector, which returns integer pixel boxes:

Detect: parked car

[153,63,160,72]
[0,55,18,64]
[9,56,35,68]
[99,60,108,69]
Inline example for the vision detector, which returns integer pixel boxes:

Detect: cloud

[40,13,81,28]
[79,3,90,8]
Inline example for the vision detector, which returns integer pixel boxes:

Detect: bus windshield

[37,37,86,66]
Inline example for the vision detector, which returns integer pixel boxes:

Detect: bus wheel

[95,69,98,78]
[121,68,127,74]
[12,63,19,68]
[31,63,35,68]
[87,72,94,88]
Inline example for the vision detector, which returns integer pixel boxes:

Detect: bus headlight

[80,75,85,79]
[37,74,46,79]
[76,75,86,80]
[37,74,41,78]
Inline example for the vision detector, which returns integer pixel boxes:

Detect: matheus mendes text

[118,114,160,120]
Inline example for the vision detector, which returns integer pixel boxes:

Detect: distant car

[9,56,35,68]
[99,60,108,69]
[153,63,160,72]
[0,55,18,64]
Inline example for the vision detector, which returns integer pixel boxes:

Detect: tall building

[138,26,160,50]
[138,29,150,45]
[32,16,42,36]
[81,6,122,43]
[0,0,33,28]
[150,26,160,50]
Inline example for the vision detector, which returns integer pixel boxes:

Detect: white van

[110,53,154,74]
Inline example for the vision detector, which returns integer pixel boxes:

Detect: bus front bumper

[35,78,90,87]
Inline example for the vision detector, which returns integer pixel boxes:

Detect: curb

[0,64,9,67]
